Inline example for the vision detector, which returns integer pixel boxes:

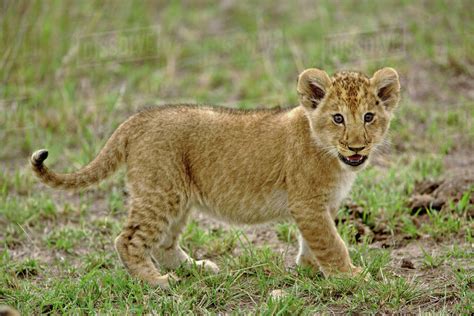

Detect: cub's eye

[333,114,344,124]
[364,112,374,123]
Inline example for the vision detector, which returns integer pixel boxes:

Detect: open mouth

[338,154,368,167]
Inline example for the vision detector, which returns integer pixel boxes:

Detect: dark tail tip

[31,149,49,167]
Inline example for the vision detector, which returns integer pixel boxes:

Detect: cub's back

[129,105,292,221]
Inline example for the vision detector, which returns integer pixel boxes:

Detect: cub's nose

[348,146,365,153]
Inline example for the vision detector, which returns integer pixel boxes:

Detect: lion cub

[31,67,400,288]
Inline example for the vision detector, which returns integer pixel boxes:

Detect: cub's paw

[195,260,220,274]
[351,265,371,281]
[148,273,177,289]
[351,265,363,275]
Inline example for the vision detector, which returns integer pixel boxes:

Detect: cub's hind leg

[114,195,177,289]
[151,210,219,274]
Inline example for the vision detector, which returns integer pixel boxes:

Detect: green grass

[0,236,417,314]
[1,0,473,314]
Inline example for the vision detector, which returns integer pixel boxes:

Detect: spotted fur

[31,67,400,288]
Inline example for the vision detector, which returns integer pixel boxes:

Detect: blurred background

[1,0,472,166]
[0,1,473,314]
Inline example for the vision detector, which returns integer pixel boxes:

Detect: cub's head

[297,67,400,171]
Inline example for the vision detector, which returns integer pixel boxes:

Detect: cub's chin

[338,153,369,171]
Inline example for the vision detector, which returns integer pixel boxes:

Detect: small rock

[269,289,287,300]
[401,258,415,269]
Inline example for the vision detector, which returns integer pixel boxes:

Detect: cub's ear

[370,67,400,111]
[297,68,331,109]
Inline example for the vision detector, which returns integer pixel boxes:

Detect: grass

[1,0,473,314]
[0,236,418,314]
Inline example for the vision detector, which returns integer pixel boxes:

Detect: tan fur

[0,305,20,316]
[31,67,400,288]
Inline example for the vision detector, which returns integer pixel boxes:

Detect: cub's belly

[191,189,290,224]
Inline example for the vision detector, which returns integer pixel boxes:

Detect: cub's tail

[31,124,128,190]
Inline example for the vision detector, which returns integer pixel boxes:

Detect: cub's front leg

[296,236,319,271]
[291,202,362,277]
